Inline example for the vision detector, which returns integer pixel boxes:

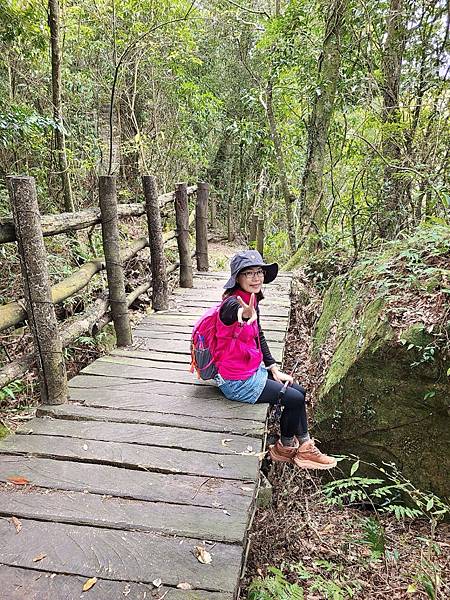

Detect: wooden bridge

[0,271,291,599]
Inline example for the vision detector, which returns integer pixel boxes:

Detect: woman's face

[236,267,265,294]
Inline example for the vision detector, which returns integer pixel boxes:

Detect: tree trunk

[98,176,132,347]
[379,0,407,238]
[48,0,74,212]
[7,176,67,405]
[295,0,347,256]
[264,79,296,251]
[142,175,169,310]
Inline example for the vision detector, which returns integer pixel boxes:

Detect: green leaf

[350,460,360,476]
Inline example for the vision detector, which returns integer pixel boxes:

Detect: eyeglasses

[241,269,265,280]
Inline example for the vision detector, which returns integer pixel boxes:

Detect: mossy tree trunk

[264,78,296,252]
[142,175,169,310]
[379,0,407,239]
[98,175,132,346]
[48,0,74,213]
[295,0,347,256]
[7,176,67,405]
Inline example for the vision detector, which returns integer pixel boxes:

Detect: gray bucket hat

[224,250,278,289]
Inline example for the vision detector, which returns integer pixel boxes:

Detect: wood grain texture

[0,519,242,592]
[0,434,260,480]
[37,404,266,436]
[0,566,233,600]
[16,418,262,456]
[0,487,250,543]
[0,457,254,510]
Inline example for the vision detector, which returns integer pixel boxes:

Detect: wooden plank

[69,374,219,396]
[37,404,266,436]
[133,326,286,343]
[81,360,211,385]
[0,434,260,481]
[17,418,262,456]
[67,376,268,420]
[129,335,285,361]
[0,519,242,592]
[0,487,249,543]
[0,456,254,510]
[140,313,289,328]
[112,346,191,360]
[0,565,233,600]
[99,354,193,372]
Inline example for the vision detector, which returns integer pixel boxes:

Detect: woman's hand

[270,365,294,384]
[236,293,257,324]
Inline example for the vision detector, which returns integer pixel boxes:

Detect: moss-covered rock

[312,226,450,500]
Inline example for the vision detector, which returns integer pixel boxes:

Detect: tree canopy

[0,0,448,262]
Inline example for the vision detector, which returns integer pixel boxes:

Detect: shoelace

[299,441,322,456]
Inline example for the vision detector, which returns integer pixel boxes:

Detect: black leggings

[255,374,308,438]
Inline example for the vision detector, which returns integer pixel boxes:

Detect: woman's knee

[282,386,305,408]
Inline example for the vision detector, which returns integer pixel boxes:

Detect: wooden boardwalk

[0,271,291,599]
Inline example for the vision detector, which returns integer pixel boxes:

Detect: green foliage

[0,380,25,410]
[292,561,361,599]
[248,566,304,600]
[357,517,386,560]
[322,457,450,522]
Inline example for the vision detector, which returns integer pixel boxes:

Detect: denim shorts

[215,365,268,404]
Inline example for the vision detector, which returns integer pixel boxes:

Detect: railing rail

[0,175,209,402]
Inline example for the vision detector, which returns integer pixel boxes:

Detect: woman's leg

[255,378,309,444]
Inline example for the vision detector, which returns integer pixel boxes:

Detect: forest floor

[240,271,450,600]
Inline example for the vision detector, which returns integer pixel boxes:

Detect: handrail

[1,174,207,399]
[0,185,197,244]
[0,211,191,333]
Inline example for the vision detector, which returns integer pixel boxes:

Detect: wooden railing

[0,175,210,403]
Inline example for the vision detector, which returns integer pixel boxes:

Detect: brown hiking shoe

[293,439,337,470]
[269,439,299,463]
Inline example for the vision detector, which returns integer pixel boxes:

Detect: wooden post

[174,182,193,287]
[7,176,67,405]
[142,175,169,310]
[257,217,264,257]
[196,182,209,272]
[249,214,258,245]
[98,175,132,346]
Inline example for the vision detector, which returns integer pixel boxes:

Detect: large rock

[311,237,450,500]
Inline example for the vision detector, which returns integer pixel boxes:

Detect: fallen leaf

[7,476,30,486]
[32,553,47,562]
[177,582,193,590]
[152,578,162,588]
[221,439,232,446]
[11,516,22,533]
[194,545,212,564]
[82,577,97,592]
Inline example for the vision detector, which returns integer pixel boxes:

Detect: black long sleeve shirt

[219,296,276,367]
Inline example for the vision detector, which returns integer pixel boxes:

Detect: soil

[239,271,450,600]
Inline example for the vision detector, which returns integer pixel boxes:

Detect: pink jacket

[214,290,263,380]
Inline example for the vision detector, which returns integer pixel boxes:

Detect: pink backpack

[190,302,223,380]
